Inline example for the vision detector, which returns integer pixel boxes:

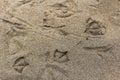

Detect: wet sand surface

[0,0,120,80]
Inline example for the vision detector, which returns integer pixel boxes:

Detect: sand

[0,0,120,80]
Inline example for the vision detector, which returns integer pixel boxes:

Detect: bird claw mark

[84,18,106,36]
[97,53,104,59]
[13,0,32,8]
[6,25,28,38]
[43,13,66,28]
[13,57,29,73]
[49,0,79,18]
[53,49,69,63]
[58,29,69,36]
[19,0,32,4]
[88,0,102,9]
[43,23,66,29]
[0,18,23,26]
[83,45,113,52]
[42,0,80,29]
[14,17,33,26]
[50,3,75,18]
